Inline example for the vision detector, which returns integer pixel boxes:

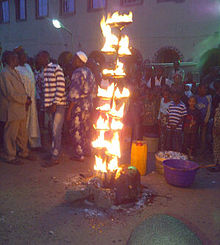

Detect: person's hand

[25,96,32,111]
[48,104,57,113]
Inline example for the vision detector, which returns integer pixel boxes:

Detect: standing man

[15,47,41,149]
[0,51,31,164]
[36,51,67,167]
[66,51,95,161]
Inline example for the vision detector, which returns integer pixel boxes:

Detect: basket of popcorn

[155,151,188,175]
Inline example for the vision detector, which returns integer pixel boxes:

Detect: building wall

[0,0,219,62]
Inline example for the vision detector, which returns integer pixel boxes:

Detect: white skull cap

[76,51,88,64]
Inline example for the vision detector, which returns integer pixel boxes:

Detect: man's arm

[0,73,27,105]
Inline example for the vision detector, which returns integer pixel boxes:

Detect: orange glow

[92,130,108,149]
[96,103,111,111]
[94,115,109,130]
[97,83,115,98]
[106,132,121,158]
[100,16,118,53]
[108,157,119,172]
[111,119,123,130]
[115,87,130,99]
[109,100,125,119]
[118,35,131,55]
[102,59,126,77]
[94,155,107,172]
[106,11,133,25]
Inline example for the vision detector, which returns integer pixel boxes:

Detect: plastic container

[131,141,147,176]
[163,159,199,187]
[143,135,159,153]
[155,154,166,175]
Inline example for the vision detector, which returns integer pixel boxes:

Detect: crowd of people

[0,45,219,171]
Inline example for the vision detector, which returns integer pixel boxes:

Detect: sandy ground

[0,145,220,245]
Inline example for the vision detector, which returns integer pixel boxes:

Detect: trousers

[3,118,29,161]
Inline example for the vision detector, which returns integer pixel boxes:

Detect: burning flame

[118,35,131,55]
[94,156,107,173]
[96,103,111,111]
[94,115,109,130]
[106,132,121,158]
[97,83,114,98]
[93,11,133,174]
[115,87,130,99]
[109,100,125,118]
[111,119,123,130]
[108,157,119,172]
[100,16,118,53]
[106,11,133,25]
[92,130,108,149]
[102,59,126,77]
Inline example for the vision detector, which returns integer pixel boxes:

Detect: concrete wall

[0,0,219,61]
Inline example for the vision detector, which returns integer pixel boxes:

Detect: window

[36,0,48,18]
[15,0,27,21]
[157,0,185,3]
[88,0,106,11]
[60,0,75,15]
[121,0,143,6]
[0,0,10,23]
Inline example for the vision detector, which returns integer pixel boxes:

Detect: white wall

[0,0,219,61]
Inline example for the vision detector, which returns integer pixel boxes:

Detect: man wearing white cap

[66,51,96,161]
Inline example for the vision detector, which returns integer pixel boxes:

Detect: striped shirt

[43,63,67,107]
[167,101,187,130]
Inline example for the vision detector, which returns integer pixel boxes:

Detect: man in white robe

[15,47,41,149]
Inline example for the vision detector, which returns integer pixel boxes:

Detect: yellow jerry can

[131,140,147,176]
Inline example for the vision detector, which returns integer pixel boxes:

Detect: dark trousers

[166,129,183,152]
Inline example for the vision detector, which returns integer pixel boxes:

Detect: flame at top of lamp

[100,16,118,53]
[106,11,133,25]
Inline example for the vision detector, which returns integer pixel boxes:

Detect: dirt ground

[0,145,220,245]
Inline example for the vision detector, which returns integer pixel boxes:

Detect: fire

[109,100,125,118]
[115,87,130,99]
[106,11,133,25]
[93,11,133,174]
[97,83,114,98]
[92,130,108,149]
[94,115,109,130]
[102,59,126,77]
[111,119,123,130]
[100,16,118,53]
[106,132,121,158]
[96,103,111,111]
[108,157,119,172]
[118,35,131,55]
[94,156,107,173]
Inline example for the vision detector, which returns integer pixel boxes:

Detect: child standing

[166,90,187,152]
[158,89,172,150]
[183,96,201,159]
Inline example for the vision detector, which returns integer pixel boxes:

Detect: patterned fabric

[68,66,95,158]
[167,101,187,130]
[213,105,220,164]
[43,63,67,107]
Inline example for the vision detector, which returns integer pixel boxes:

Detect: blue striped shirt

[43,63,67,107]
[167,101,187,130]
